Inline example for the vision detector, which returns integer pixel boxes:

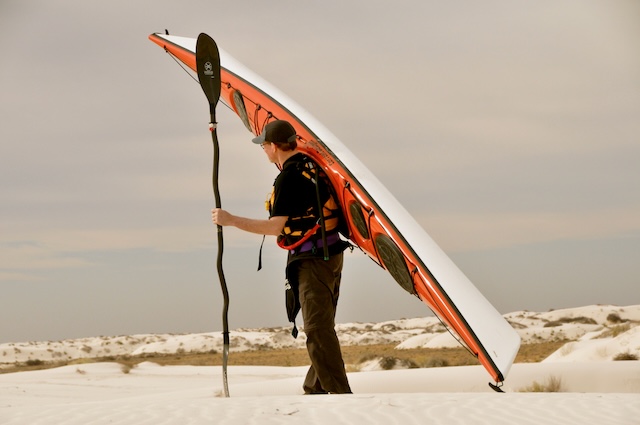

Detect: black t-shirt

[270,153,316,220]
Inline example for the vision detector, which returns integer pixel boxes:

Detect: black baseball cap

[252,120,297,145]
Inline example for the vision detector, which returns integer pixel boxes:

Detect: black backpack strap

[285,264,301,338]
[257,234,266,271]
[311,162,329,260]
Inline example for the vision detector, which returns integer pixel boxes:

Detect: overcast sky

[2,0,639,343]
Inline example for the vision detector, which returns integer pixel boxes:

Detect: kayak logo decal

[204,61,214,76]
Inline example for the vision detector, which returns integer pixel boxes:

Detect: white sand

[2,362,639,424]
[2,304,639,424]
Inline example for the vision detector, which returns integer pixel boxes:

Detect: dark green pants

[296,253,352,394]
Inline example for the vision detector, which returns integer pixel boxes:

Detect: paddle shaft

[195,33,229,397]
[210,110,230,398]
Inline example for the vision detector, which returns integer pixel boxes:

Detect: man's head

[252,120,297,151]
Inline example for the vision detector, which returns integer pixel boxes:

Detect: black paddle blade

[196,33,221,108]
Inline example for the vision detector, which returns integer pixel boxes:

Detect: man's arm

[212,208,287,236]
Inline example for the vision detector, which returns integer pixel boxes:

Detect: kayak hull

[149,33,520,383]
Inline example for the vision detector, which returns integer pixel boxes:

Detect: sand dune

[2,304,639,366]
[1,361,638,424]
[2,304,639,424]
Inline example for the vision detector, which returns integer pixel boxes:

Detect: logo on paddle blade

[204,61,214,77]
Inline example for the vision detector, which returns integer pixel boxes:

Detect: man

[211,120,352,394]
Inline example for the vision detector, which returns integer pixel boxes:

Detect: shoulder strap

[311,162,329,260]
[257,234,266,271]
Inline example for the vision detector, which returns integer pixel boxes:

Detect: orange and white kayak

[149,33,520,384]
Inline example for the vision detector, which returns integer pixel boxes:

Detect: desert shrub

[607,313,624,324]
[345,363,361,373]
[403,358,420,369]
[120,363,138,374]
[506,321,528,329]
[357,353,379,364]
[610,324,632,337]
[569,316,597,325]
[613,352,638,361]
[379,324,399,332]
[424,357,449,368]
[544,316,597,327]
[356,355,418,370]
[520,375,563,392]
[597,324,631,339]
[379,356,418,370]
[560,343,575,356]
[25,359,44,366]
[379,357,397,370]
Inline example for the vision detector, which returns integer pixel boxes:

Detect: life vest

[266,157,345,252]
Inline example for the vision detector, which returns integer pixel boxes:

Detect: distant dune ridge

[2,304,639,366]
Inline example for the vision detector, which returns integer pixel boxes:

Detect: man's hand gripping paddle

[196,33,229,398]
